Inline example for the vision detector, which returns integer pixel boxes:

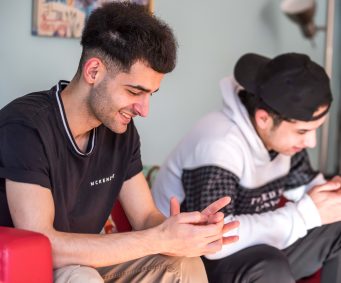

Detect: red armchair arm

[111,201,132,232]
[0,226,53,283]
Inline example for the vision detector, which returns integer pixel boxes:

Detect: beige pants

[54,254,208,283]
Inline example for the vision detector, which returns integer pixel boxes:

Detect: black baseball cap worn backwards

[234,52,332,121]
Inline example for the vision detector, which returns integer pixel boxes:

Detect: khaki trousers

[54,254,208,283]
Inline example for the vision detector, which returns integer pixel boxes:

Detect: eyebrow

[296,126,319,132]
[125,84,159,93]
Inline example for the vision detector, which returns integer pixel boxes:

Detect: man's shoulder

[172,112,245,175]
[190,112,247,148]
[0,90,54,128]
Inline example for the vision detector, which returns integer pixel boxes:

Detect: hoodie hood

[220,76,271,164]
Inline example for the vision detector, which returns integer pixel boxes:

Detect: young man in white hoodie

[152,53,341,283]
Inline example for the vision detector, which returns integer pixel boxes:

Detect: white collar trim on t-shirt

[55,81,96,156]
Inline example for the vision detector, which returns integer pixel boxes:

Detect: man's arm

[6,176,237,269]
[283,149,326,201]
[120,171,239,243]
[118,172,165,230]
[6,179,162,268]
[177,164,341,260]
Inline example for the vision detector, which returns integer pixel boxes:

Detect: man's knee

[203,245,294,283]
[178,256,208,283]
[54,265,104,283]
[245,245,294,283]
[154,255,207,283]
[97,255,207,283]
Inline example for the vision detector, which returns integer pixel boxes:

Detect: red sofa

[0,226,53,283]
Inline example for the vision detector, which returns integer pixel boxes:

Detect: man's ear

[254,109,272,130]
[82,58,106,84]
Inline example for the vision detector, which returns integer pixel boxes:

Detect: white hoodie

[152,76,325,259]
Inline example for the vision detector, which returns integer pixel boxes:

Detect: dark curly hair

[77,1,177,76]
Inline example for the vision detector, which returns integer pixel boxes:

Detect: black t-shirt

[0,81,142,233]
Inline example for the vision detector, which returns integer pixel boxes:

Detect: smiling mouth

[120,112,131,119]
[119,111,135,123]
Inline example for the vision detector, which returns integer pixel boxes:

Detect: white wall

[0,2,81,101]
[0,0,338,171]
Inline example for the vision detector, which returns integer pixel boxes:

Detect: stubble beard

[88,79,128,134]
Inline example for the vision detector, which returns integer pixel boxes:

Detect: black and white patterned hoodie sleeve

[205,150,325,260]
[283,150,326,201]
[181,165,239,215]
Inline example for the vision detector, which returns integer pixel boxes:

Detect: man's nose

[304,131,316,148]
[133,94,150,117]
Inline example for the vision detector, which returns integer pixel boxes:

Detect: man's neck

[60,80,101,149]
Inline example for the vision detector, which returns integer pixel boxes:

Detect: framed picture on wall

[31,0,154,39]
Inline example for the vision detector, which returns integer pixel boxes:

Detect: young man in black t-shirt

[0,3,239,283]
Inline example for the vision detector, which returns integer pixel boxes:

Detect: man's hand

[159,197,239,257]
[330,175,341,183]
[308,178,341,225]
[201,196,239,246]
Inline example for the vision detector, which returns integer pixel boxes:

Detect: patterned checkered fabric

[181,166,239,215]
[181,150,318,216]
[285,150,318,190]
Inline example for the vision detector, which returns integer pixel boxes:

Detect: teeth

[120,112,131,119]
